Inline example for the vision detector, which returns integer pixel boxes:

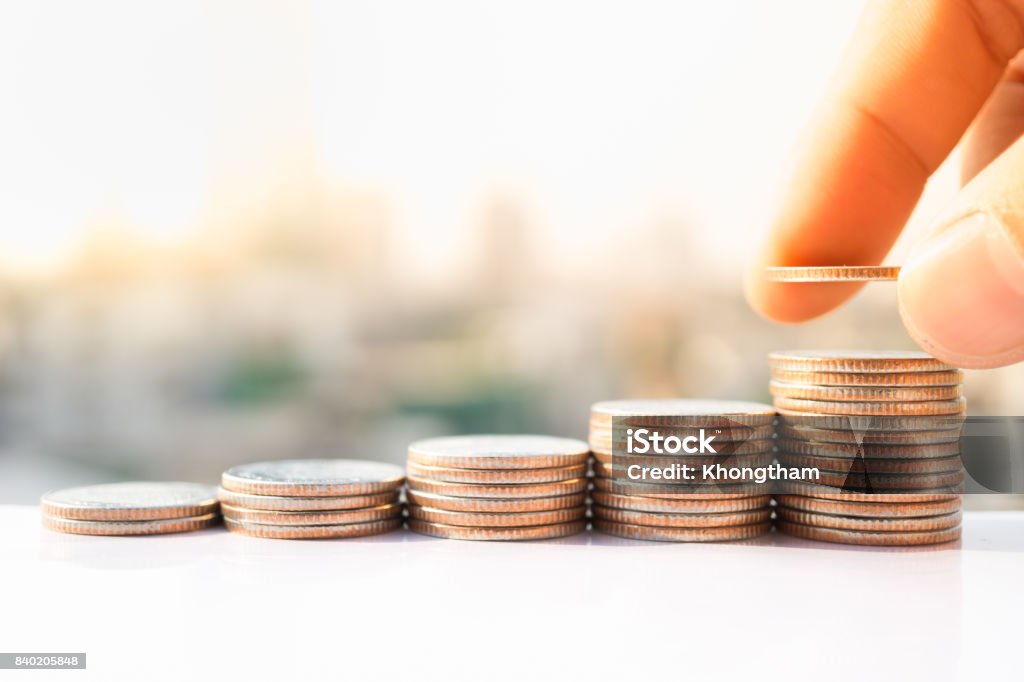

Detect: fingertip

[745,258,865,323]
[898,213,1024,369]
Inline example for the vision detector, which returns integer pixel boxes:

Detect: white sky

[0,0,927,277]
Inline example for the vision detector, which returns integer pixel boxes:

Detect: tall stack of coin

[219,459,404,539]
[769,350,965,546]
[41,482,220,535]
[588,400,775,542]
[405,435,588,540]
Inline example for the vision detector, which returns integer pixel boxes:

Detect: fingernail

[899,212,1024,368]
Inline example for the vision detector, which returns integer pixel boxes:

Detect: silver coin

[43,512,220,535]
[221,459,405,496]
[765,266,900,282]
[405,460,587,484]
[590,399,775,423]
[41,482,219,521]
[224,517,402,539]
[407,435,589,469]
[217,488,399,511]
[768,350,954,373]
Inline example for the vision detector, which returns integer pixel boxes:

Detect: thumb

[898,139,1024,369]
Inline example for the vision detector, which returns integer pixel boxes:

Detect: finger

[746,0,1024,322]
[962,53,1024,183]
[899,134,1024,368]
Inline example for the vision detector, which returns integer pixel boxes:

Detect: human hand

[745,0,1024,368]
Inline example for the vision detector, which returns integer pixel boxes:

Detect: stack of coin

[588,400,775,542]
[769,350,965,546]
[41,482,220,535]
[219,459,404,539]
[405,435,588,540]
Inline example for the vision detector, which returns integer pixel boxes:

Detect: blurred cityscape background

[2,1,1021,505]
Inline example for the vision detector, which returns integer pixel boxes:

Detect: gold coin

[773,396,966,416]
[776,452,963,475]
[42,512,220,536]
[775,519,961,546]
[407,518,585,541]
[775,437,960,459]
[224,517,402,539]
[220,503,401,526]
[217,488,399,511]
[221,459,404,497]
[592,491,771,513]
[592,519,771,542]
[591,505,772,528]
[407,504,585,528]
[590,475,771,497]
[40,482,219,522]
[769,381,961,402]
[769,350,954,373]
[407,435,589,470]
[776,481,961,503]
[405,476,587,499]
[773,495,961,518]
[770,368,962,387]
[810,469,965,490]
[777,424,961,445]
[405,489,586,512]
[765,265,900,282]
[405,461,586,484]
[590,399,775,426]
[775,507,962,532]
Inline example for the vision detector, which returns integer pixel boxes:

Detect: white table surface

[1,505,1021,682]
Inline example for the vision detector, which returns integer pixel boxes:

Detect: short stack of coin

[41,482,221,535]
[405,435,588,540]
[588,400,775,542]
[219,459,404,539]
[769,350,965,546]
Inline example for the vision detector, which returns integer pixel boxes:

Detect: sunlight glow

[0,0,867,275]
